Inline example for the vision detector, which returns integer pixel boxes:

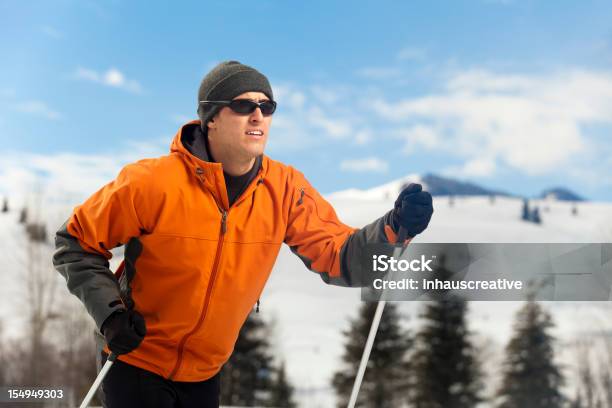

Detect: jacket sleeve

[284,168,398,287]
[52,163,151,330]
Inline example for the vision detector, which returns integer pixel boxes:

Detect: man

[53,61,433,407]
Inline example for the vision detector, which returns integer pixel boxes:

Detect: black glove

[101,309,146,355]
[392,183,433,237]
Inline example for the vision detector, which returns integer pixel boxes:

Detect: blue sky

[2,0,612,202]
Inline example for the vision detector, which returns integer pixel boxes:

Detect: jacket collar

[170,120,268,209]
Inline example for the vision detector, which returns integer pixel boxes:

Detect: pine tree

[268,360,296,408]
[521,199,530,221]
[220,312,274,406]
[531,207,542,224]
[1,197,8,213]
[496,300,565,408]
[572,204,578,216]
[19,207,28,224]
[332,302,412,408]
[408,298,483,408]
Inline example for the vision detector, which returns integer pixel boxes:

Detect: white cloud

[355,67,403,80]
[75,67,99,82]
[354,129,372,145]
[372,68,612,176]
[259,83,369,150]
[309,106,353,139]
[310,86,341,105]
[274,84,306,110]
[399,125,442,154]
[0,140,166,216]
[75,66,143,93]
[444,157,497,178]
[14,101,61,120]
[267,113,322,153]
[340,157,389,173]
[446,69,534,93]
[396,47,427,61]
[267,84,357,147]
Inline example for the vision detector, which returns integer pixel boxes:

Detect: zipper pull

[221,210,227,234]
[297,188,305,206]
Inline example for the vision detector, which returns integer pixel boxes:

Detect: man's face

[207,91,272,164]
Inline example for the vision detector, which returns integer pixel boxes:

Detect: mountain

[328,173,509,200]
[420,173,511,197]
[327,173,423,201]
[540,187,585,202]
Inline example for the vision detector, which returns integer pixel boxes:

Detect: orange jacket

[54,121,397,381]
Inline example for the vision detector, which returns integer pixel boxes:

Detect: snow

[1,185,612,407]
[262,194,612,407]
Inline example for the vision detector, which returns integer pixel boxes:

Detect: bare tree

[600,334,612,408]
[575,343,602,408]
[0,321,7,384]
[2,193,64,386]
[23,232,62,385]
[52,295,99,406]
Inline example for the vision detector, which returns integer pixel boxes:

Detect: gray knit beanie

[197,61,274,132]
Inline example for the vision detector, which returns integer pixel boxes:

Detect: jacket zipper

[169,172,227,380]
[168,167,262,378]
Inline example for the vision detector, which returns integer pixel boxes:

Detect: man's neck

[221,158,256,176]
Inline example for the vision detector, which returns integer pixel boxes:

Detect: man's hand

[101,309,146,355]
[392,183,433,238]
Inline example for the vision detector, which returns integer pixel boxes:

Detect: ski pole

[347,227,410,408]
[79,352,117,408]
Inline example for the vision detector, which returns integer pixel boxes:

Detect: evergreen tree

[521,199,530,221]
[408,297,483,408]
[531,207,542,224]
[496,300,565,408]
[570,393,584,408]
[220,312,274,406]
[332,302,411,408]
[1,197,8,213]
[19,207,28,224]
[268,360,296,408]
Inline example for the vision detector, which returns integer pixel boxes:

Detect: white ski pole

[347,227,410,408]
[79,352,117,408]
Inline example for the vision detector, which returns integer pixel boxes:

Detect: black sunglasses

[199,99,277,116]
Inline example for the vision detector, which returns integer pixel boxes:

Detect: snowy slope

[262,194,612,407]
[1,188,611,407]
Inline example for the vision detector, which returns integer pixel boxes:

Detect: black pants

[100,357,220,408]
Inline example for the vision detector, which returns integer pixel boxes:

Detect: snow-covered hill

[1,182,611,407]
[263,194,612,407]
